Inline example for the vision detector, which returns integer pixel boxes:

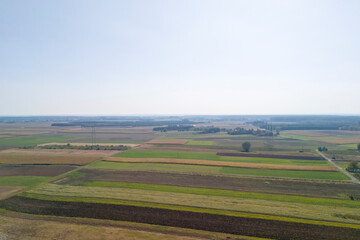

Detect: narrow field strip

[104,157,336,171]
[9,193,360,230]
[24,184,360,224]
[89,161,350,180]
[114,149,328,165]
[80,181,360,208]
[146,139,189,145]
[0,176,50,186]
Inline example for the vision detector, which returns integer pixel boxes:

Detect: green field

[90,161,349,180]
[82,181,360,208]
[0,134,80,147]
[113,149,327,166]
[0,176,50,186]
[185,140,214,146]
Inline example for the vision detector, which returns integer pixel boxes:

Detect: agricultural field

[0,119,360,239]
[0,148,118,165]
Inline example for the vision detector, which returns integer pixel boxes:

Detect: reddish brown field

[0,165,75,177]
[0,149,119,165]
[104,157,336,171]
[1,196,359,240]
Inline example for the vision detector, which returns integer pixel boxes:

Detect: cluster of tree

[39,144,129,151]
[318,146,328,152]
[340,126,360,131]
[194,127,222,134]
[227,128,274,136]
[52,119,200,128]
[153,125,193,132]
[242,142,251,152]
[153,125,224,134]
[347,161,360,173]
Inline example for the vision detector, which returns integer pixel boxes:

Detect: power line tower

[90,124,96,146]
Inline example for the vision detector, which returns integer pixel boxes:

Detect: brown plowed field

[217,152,322,160]
[0,165,75,177]
[146,139,189,145]
[59,169,360,199]
[1,196,359,240]
[0,149,119,165]
[104,157,336,171]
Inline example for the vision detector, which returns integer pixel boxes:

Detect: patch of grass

[186,140,213,146]
[19,192,360,229]
[90,161,221,173]
[0,176,50,186]
[90,161,349,180]
[114,149,329,166]
[333,213,360,221]
[114,150,220,160]
[0,134,79,147]
[64,171,85,179]
[221,167,349,180]
[83,181,360,208]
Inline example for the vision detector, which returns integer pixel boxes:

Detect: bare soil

[0,148,118,165]
[0,165,75,177]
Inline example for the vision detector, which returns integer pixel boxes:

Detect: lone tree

[347,161,359,172]
[242,142,251,152]
[358,143,360,152]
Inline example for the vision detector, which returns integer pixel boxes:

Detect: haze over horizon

[1,0,360,115]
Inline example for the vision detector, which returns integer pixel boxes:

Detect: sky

[1,0,360,115]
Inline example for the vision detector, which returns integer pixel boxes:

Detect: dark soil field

[0,165,75,177]
[1,196,359,240]
[58,169,360,199]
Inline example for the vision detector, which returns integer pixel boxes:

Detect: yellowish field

[146,139,189,145]
[0,213,246,240]
[0,149,119,165]
[104,157,336,171]
[0,186,24,200]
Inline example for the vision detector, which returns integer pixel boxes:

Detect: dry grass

[284,131,330,137]
[0,186,24,200]
[146,139,189,145]
[0,149,119,165]
[0,213,236,240]
[318,138,360,144]
[104,157,336,171]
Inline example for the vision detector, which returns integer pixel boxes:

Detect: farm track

[1,196,359,240]
[317,150,360,184]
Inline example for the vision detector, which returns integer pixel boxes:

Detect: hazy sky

[1,0,360,115]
